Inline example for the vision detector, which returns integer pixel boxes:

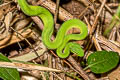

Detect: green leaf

[87,51,119,74]
[0,53,20,80]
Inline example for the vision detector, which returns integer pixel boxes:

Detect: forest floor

[0,0,120,80]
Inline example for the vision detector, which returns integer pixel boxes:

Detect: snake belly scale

[17,0,88,58]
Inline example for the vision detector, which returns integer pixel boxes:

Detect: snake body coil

[18,0,88,58]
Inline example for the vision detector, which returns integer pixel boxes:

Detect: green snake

[17,0,88,58]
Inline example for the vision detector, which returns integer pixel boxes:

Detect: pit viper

[17,0,88,58]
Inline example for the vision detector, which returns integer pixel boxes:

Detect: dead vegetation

[0,0,120,80]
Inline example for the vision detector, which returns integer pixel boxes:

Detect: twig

[92,35,102,51]
[84,0,106,54]
[96,35,120,55]
[107,3,119,7]
[48,53,54,80]
[0,61,62,72]
[67,56,91,80]
[78,6,90,18]
[10,27,40,60]
[99,0,113,14]
[31,16,44,30]
[52,72,63,80]
[30,0,73,32]
[0,29,32,49]
[54,0,60,25]
[90,0,106,34]
[50,50,90,80]
[74,0,94,11]
[41,72,46,80]
[10,43,47,62]
[37,0,73,21]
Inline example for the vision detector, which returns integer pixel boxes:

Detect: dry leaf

[0,2,11,19]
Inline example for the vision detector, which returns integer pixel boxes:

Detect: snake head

[70,42,84,57]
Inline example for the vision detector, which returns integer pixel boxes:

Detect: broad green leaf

[0,53,20,80]
[87,51,119,74]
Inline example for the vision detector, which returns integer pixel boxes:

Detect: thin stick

[0,61,61,72]
[67,56,91,80]
[10,27,40,60]
[99,0,113,14]
[54,0,60,25]
[78,6,90,18]
[90,0,106,34]
[37,0,73,21]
